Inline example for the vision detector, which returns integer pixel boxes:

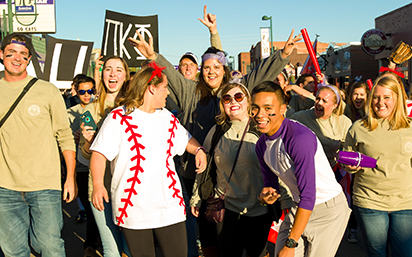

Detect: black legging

[122,222,187,257]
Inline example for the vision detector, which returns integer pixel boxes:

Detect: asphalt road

[28,200,368,257]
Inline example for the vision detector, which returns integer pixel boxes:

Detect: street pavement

[29,200,368,257]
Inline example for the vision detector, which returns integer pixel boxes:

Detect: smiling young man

[0,33,77,256]
[251,81,350,257]
[178,52,199,81]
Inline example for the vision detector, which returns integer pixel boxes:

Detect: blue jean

[181,176,199,257]
[354,205,412,257]
[0,188,65,257]
[91,201,131,257]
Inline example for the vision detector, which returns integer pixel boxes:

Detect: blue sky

[54,1,411,68]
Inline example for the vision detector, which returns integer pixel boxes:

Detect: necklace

[231,120,248,138]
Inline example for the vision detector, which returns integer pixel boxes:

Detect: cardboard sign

[43,36,93,89]
[101,10,158,67]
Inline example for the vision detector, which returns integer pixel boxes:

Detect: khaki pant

[275,192,351,257]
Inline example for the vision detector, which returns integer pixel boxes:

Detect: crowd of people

[0,5,411,257]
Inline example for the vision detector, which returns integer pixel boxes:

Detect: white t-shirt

[91,106,192,229]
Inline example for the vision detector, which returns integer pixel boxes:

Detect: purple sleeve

[284,120,317,211]
[255,136,279,191]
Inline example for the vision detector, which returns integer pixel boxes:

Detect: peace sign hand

[282,29,302,58]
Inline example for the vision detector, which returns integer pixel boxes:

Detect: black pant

[216,209,272,257]
[76,172,100,249]
[122,222,187,257]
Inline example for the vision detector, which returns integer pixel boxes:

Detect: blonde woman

[344,76,412,257]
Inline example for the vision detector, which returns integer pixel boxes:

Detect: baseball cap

[1,33,33,56]
[179,52,198,66]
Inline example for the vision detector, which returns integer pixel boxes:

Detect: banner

[260,27,270,59]
[101,10,158,67]
[42,36,93,89]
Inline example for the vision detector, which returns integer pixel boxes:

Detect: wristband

[196,146,206,154]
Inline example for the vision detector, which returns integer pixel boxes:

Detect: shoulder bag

[205,118,251,223]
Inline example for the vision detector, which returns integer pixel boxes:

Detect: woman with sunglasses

[190,82,272,257]
[79,56,131,257]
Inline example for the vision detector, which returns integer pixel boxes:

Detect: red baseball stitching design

[166,114,186,214]
[112,109,146,225]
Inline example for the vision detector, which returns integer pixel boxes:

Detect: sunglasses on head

[221,92,245,104]
[78,89,95,95]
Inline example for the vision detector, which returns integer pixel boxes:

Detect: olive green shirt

[344,119,412,211]
[0,76,75,191]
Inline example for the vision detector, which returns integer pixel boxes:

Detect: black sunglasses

[78,89,95,95]
[221,92,245,104]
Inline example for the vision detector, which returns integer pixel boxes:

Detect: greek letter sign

[101,10,159,67]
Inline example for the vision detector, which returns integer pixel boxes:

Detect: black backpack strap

[199,122,231,199]
[209,122,229,154]
[0,78,38,128]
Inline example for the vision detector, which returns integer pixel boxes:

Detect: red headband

[147,62,166,83]
[379,66,405,78]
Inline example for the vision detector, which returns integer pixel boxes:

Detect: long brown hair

[197,47,231,104]
[118,64,165,115]
[348,82,369,122]
[94,56,130,116]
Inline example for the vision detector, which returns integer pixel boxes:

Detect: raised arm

[128,31,197,112]
[198,5,222,50]
[242,29,302,91]
[93,55,103,87]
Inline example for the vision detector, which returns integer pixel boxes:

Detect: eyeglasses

[78,89,95,95]
[221,92,245,104]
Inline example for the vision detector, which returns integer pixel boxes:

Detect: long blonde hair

[362,76,410,131]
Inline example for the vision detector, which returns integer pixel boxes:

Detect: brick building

[375,3,412,83]
[321,43,380,89]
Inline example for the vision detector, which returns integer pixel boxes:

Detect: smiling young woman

[191,82,273,257]
[90,63,206,257]
[79,56,131,257]
[344,76,412,257]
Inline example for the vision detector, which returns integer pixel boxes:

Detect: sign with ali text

[361,29,387,55]
[43,36,94,89]
[101,10,159,67]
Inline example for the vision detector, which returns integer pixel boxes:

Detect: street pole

[7,0,13,33]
